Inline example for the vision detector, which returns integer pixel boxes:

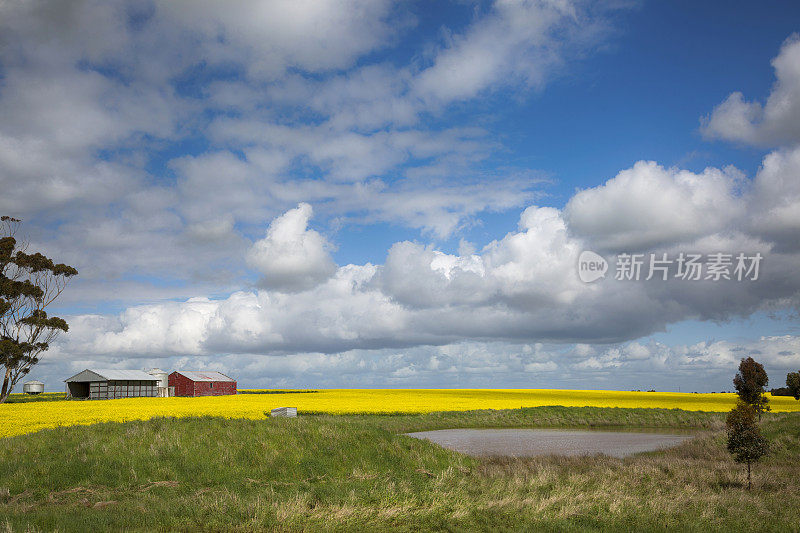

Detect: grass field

[3,388,800,439]
[2,392,67,404]
[0,407,798,531]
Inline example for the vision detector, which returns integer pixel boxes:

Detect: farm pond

[405,428,694,458]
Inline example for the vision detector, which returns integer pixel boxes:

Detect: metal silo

[23,380,45,395]
[147,368,170,397]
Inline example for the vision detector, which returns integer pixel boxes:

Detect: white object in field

[157,386,176,398]
[271,406,297,418]
[23,380,45,395]
[147,368,169,388]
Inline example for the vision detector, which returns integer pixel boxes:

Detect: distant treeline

[770,387,794,397]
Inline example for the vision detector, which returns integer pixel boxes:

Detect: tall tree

[733,357,770,419]
[0,216,77,403]
[787,371,800,401]
[726,402,769,490]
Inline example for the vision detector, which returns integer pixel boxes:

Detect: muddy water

[406,428,693,458]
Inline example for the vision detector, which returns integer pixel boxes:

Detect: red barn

[168,371,237,397]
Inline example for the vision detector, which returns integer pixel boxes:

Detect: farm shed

[168,371,237,397]
[64,369,159,400]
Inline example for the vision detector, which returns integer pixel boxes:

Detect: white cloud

[380,241,494,308]
[0,0,620,296]
[702,34,800,146]
[564,161,744,251]
[379,206,584,309]
[171,150,289,227]
[201,123,534,237]
[483,206,584,306]
[250,1,614,129]
[156,0,400,79]
[247,204,337,292]
[523,360,559,372]
[274,65,419,131]
[208,121,493,183]
[186,215,236,243]
[51,175,800,361]
[412,0,597,106]
[749,145,800,250]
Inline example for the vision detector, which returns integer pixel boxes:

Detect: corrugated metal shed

[65,369,158,382]
[172,371,236,382]
[64,369,160,400]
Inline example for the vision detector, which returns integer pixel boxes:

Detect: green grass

[3,392,67,403]
[0,407,797,532]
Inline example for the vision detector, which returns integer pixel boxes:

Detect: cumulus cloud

[379,206,584,310]
[702,34,800,146]
[52,171,800,361]
[564,161,745,251]
[564,145,800,256]
[36,167,800,389]
[247,204,337,292]
[749,146,800,250]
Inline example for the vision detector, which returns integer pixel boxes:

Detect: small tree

[787,371,800,401]
[0,216,77,403]
[733,356,770,419]
[726,402,769,490]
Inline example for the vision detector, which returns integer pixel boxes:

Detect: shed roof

[64,369,159,382]
[172,370,236,382]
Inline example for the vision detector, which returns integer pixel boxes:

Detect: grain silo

[146,368,172,397]
[23,380,45,395]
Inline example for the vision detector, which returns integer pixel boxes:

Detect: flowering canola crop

[2,389,799,439]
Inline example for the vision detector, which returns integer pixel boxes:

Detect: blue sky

[328,1,800,261]
[1,0,799,391]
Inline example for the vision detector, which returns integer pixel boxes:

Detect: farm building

[146,368,174,397]
[64,369,160,400]
[168,371,237,397]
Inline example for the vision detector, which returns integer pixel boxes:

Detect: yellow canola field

[2,388,799,439]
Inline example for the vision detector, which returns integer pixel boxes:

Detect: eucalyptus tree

[726,402,769,490]
[733,357,770,419]
[0,216,77,402]
[787,371,800,400]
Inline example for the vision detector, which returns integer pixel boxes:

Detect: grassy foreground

[1,407,799,531]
